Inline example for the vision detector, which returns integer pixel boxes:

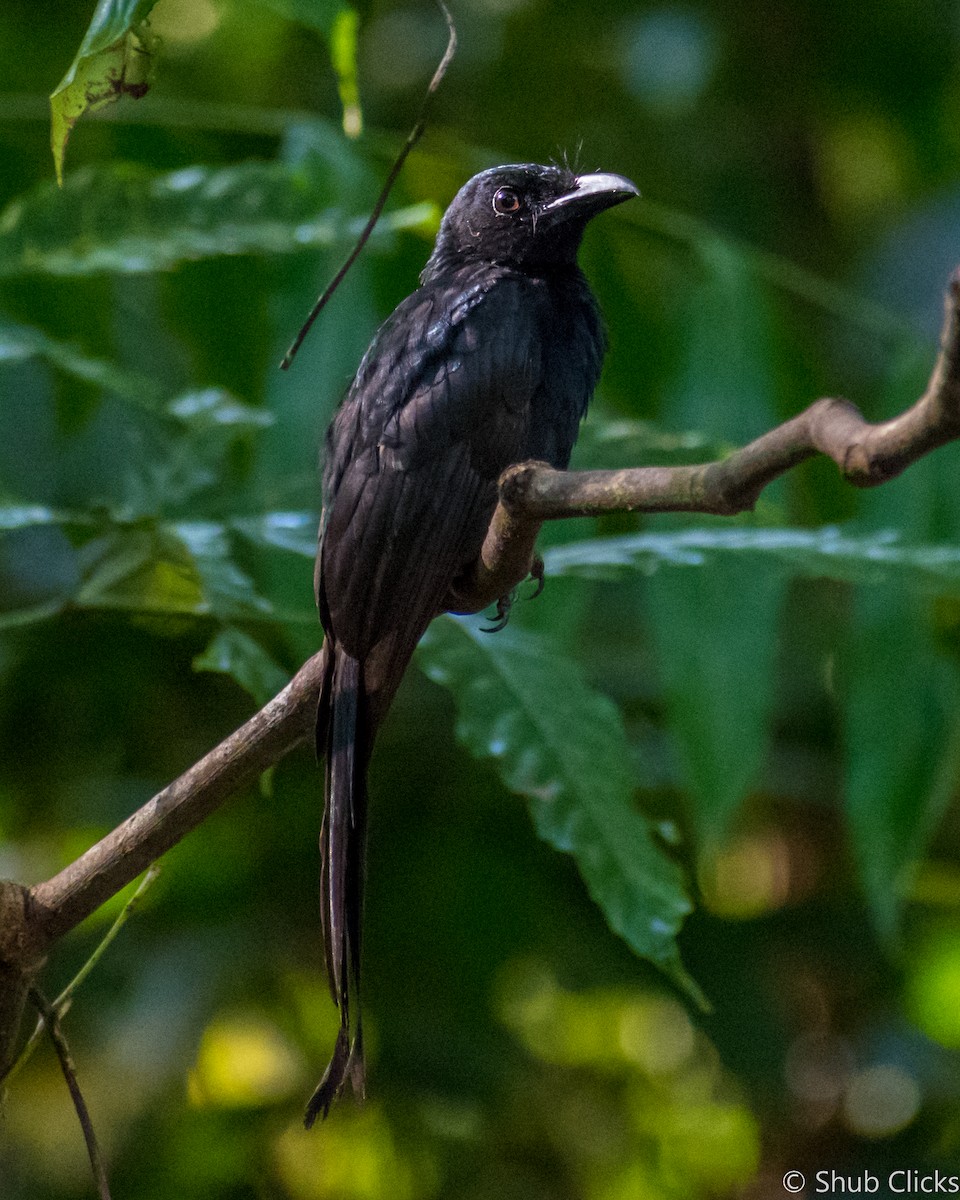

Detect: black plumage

[307,162,638,1123]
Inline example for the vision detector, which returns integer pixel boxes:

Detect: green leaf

[542,527,960,592]
[571,415,732,470]
[114,390,275,515]
[172,521,274,618]
[73,521,273,618]
[233,512,318,557]
[193,627,290,706]
[76,527,206,613]
[167,388,274,432]
[330,8,362,138]
[417,617,700,1001]
[0,160,437,277]
[646,557,785,849]
[50,0,160,185]
[0,317,163,406]
[843,584,960,945]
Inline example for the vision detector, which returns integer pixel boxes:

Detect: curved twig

[29,988,112,1200]
[280,3,457,369]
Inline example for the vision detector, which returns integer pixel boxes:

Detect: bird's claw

[481,591,514,633]
[528,555,545,599]
[480,558,545,632]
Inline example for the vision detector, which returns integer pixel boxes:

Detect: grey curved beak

[541,171,641,217]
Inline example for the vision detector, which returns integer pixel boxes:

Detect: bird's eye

[492,187,522,215]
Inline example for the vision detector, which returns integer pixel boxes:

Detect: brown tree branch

[451,268,960,613]
[0,644,325,1074]
[2,268,959,1086]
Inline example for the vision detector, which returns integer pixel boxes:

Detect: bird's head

[423,163,639,277]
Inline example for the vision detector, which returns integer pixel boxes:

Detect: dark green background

[2,1,960,1197]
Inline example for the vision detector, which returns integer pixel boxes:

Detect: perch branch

[2,268,960,1080]
[31,644,326,948]
[452,267,960,613]
[0,645,325,1074]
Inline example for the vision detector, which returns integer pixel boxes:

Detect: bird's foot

[528,554,545,599]
[481,591,514,633]
[479,556,545,632]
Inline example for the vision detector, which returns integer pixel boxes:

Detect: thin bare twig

[3,865,161,1087]
[280,2,457,369]
[29,987,112,1200]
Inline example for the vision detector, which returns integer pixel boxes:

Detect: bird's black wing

[306,264,551,1123]
[318,263,551,710]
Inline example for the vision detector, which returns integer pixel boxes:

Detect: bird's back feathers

[308,163,635,1119]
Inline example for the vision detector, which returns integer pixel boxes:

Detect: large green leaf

[417,616,700,1000]
[167,388,274,433]
[110,388,276,515]
[543,526,960,592]
[71,521,274,618]
[640,241,784,852]
[193,626,291,706]
[75,526,207,614]
[646,556,785,850]
[50,0,160,185]
[0,317,163,406]
[840,350,960,941]
[233,511,318,557]
[0,159,436,276]
[570,415,732,470]
[843,583,959,944]
[171,521,274,617]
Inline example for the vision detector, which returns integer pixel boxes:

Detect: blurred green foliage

[2,0,960,1196]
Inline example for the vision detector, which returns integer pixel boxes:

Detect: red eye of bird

[492,187,522,215]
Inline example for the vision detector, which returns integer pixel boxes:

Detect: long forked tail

[305,646,368,1127]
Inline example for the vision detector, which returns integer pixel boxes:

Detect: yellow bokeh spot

[908,929,960,1048]
[498,963,636,1070]
[149,0,220,46]
[817,112,907,219]
[274,1107,437,1200]
[619,996,696,1075]
[699,833,792,919]
[658,1102,761,1192]
[188,1013,302,1109]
